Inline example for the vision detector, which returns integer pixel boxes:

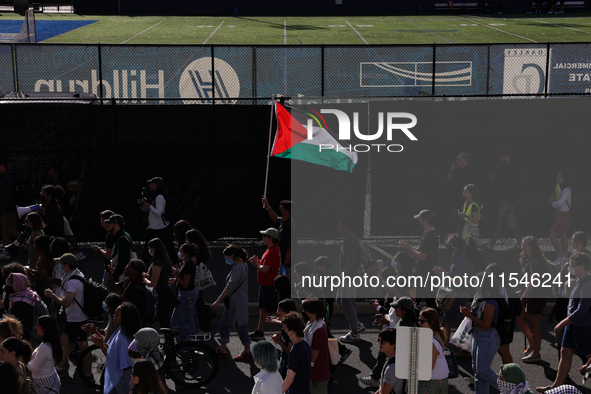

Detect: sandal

[535,386,553,393]
[216,347,227,358]
[233,351,253,362]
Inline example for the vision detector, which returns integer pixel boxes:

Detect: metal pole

[409,327,419,394]
[98,43,103,104]
[431,43,436,96]
[321,44,325,98]
[11,44,18,92]
[252,46,257,105]
[544,42,551,98]
[211,44,215,106]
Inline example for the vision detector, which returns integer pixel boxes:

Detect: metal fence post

[98,43,103,104]
[211,44,215,106]
[432,43,436,96]
[11,44,18,92]
[544,42,550,98]
[252,46,257,105]
[321,44,325,98]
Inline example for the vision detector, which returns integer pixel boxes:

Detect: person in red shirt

[302,298,331,394]
[249,228,281,341]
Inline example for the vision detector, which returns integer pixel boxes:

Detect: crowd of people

[0,149,588,394]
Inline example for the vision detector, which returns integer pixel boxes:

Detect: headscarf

[498,363,533,394]
[9,273,40,311]
[129,327,165,370]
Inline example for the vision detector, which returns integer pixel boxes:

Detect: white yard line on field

[464,18,538,42]
[402,18,452,43]
[284,20,287,44]
[203,21,225,44]
[529,18,591,35]
[121,20,164,44]
[345,20,369,44]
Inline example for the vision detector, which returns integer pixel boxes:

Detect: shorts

[498,201,515,217]
[0,211,16,229]
[562,324,591,354]
[63,320,89,343]
[551,210,571,235]
[258,284,279,314]
[63,217,74,237]
[524,298,547,315]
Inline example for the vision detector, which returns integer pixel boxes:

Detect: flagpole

[263,95,276,207]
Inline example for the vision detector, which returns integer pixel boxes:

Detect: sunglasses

[418,319,428,324]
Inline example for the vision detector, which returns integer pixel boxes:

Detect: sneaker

[583,365,591,385]
[523,347,534,356]
[507,245,522,252]
[522,353,542,363]
[249,330,265,341]
[339,347,353,364]
[71,373,94,384]
[464,376,475,384]
[0,249,10,260]
[354,323,366,334]
[359,376,380,388]
[75,252,86,261]
[233,351,253,362]
[216,347,227,358]
[479,243,494,252]
[339,331,361,343]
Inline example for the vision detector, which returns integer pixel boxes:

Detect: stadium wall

[1,100,589,243]
[73,0,590,16]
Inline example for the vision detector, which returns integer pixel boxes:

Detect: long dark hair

[147,238,173,275]
[519,236,546,266]
[464,184,479,206]
[186,228,212,262]
[223,244,248,261]
[37,315,63,364]
[0,361,19,394]
[119,302,142,340]
[34,235,51,259]
[173,220,193,247]
[133,359,167,394]
[1,337,32,364]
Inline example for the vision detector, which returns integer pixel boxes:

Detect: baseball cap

[392,297,414,310]
[54,253,76,267]
[105,214,125,225]
[260,228,280,239]
[413,209,435,221]
[147,177,164,185]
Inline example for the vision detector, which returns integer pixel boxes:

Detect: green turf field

[4,13,591,44]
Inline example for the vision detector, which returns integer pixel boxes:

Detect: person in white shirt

[140,177,175,262]
[549,172,572,263]
[417,307,449,394]
[27,315,63,394]
[251,340,282,394]
[44,253,89,375]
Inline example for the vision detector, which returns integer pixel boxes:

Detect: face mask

[225,257,234,265]
[102,301,108,312]
[569,266,576,276]
[497,379,517,393]
[58,264,65,273]
[391,260,397,269]
[177,251,183,260]
[148,249,153,257]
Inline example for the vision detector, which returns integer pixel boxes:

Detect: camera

[137,186,149,206]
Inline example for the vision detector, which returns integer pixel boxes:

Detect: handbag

[436,285,458,312]
[223,265,247,309]
[327,338,339,366]
[434,337,459,379]
[195,262,216,291]
[450,316,473,353]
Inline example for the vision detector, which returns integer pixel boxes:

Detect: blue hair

[252,340,278,373]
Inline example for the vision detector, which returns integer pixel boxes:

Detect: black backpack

[68,275,109,322]
[161,195,178,224]
[492,298,513,336]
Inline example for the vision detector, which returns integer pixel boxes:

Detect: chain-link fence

[2,42,591,103]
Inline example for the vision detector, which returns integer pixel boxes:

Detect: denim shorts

[562,324,591,354]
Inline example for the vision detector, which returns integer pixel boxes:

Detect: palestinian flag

[270,102,358,172]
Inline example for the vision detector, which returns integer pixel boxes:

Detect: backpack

[29,297,49,342]
[124,283,158,326]
[161,195,178,224]
[492,298,513,336]
[68,275,109,322]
